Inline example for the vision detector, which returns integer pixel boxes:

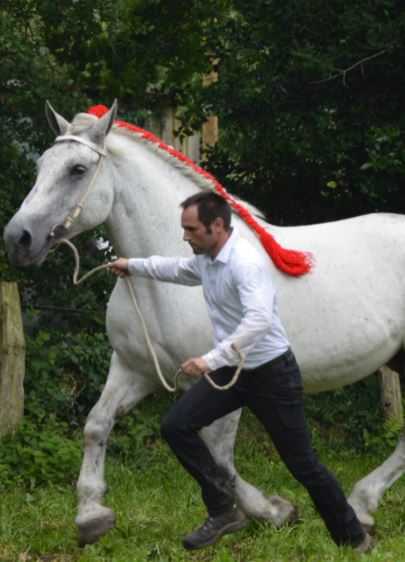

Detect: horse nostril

[19,229,32,249]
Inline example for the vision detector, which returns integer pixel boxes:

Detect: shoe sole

[182,518,247,550]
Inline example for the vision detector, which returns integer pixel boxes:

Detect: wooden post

[202,67,219,153]
[202,115,219,151]
[378,366,403,421]
[0,282,25,437]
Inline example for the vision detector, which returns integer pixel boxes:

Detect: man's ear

[211,217,225,233]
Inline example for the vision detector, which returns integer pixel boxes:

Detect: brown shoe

[182,506,247,550]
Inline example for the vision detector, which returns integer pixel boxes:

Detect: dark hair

[181,191,232,231]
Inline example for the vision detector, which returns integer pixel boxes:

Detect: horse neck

[104,137,199,258]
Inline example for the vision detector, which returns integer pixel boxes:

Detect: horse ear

[45,101,70,136]
[86,99,117,147]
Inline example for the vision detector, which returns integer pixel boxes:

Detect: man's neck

[208,228,233,260]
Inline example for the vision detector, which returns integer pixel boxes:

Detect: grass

[1,400,404,562]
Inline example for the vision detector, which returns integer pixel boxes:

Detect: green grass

[1,404,404,562]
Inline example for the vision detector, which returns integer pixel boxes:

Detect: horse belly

[274,215,405,393]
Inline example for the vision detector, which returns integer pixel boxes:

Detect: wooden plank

[378,366,403,421]
[0,282,25,437]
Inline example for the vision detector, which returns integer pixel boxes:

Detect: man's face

[181,205,216,255]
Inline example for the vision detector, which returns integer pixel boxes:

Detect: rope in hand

[57,238,245,392]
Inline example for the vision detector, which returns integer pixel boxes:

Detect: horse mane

[81,105,313,276]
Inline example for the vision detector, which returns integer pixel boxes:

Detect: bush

[24,329,112,429]
[304,374,404,454]
[0,418,81,488]
[0,328,171,488]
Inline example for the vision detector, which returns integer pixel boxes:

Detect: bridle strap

[63,155,104,230]
[50,135,106,232]
[55,135,107,156]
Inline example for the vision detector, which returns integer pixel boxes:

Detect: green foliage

[304,375,403,454]
[0,417,81,487]
[363,414,404,450]
[195,1,405,223]
[24,329,112,428]
[0,328,111,487]
[109,409,166,468]
[0,329,170,488]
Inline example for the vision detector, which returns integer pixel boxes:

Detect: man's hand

[107,258,129,278]
[181,357,209,376]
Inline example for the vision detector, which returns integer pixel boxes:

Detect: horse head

[3,101,117,266]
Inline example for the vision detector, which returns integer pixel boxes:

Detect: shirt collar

[210,228,239,264]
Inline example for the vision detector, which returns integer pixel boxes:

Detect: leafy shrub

[0,328,109,487]
[109,409,166,469]
[0,329,171,487]
[0,418,81,488]
[304,374,403,454]
[24,329,112,429]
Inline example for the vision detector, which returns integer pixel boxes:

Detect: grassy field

[1,403,404,562]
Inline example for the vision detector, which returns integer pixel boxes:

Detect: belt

[263,348,294,369]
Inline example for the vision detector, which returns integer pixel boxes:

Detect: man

[108,191,371,553]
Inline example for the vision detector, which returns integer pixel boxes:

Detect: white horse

[4,102,405,546]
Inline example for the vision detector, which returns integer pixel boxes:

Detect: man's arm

[108,255,201,286]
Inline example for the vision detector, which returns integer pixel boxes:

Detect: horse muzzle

[3,218,55,267]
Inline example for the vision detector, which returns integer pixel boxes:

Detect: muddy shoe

[182,507,247,550]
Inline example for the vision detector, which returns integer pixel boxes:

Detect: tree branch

[310,44,396,87]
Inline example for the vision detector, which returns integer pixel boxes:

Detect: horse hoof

[76,507,116,546]
[266,494,299,528]
[285,503,301,525]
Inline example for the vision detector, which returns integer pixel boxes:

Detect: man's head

[180,192,232,257]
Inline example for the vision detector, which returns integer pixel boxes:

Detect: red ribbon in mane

[89,105,313,276]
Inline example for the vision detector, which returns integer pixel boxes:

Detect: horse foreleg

[76,352,155,546]
[200,411,298,527]
[348,428,405,531]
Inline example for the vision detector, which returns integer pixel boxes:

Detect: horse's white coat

[4,104,404,543]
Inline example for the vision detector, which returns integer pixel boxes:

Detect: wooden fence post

[0,282,25,437]
[378,365,403,422]
[202,67,219,153]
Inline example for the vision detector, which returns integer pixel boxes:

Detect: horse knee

[84,414,111,445]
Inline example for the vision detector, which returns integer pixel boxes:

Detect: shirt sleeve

[202,262,275,370]
[127,255,201,286]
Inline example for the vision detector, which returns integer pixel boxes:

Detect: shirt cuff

[202,344,240,371]
[127,258,146,276]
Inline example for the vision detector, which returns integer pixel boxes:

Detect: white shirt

[128,229,290,370]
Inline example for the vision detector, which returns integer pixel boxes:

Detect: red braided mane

[89,104,313,276]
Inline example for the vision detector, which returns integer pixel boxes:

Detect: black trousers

[160,350,365,546]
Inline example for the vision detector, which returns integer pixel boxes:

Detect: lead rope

[56,238,244,392]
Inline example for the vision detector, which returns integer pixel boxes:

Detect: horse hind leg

[200,410,298,526]
[76,352,156,546]
[348,427,405,531]
[348,353,405,531]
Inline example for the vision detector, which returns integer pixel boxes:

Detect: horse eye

[71,164,87,176]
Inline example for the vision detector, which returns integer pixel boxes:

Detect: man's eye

[71,164,87,176]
